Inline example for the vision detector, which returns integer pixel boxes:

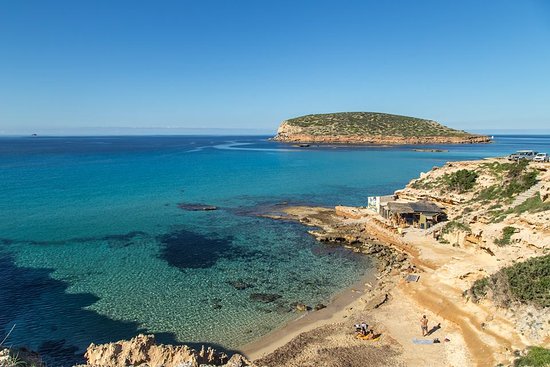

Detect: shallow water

[0,135,548,365]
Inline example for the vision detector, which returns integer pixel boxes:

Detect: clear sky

[1,0,549,134]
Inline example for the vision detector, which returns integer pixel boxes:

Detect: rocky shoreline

[273,133,491,145]
[261,206,416,281]
[4,158,548,367]
[1,335,255,367]
[256,158,549,367]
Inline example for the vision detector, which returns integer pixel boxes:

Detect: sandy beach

[241,272,377,360]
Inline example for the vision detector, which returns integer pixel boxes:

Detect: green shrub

[442,169,478,193]
[475,161,538,203]
[495,226,517,246]
[467,255,550,308]
[470,278,489,302]
[502,169,538,198]
[505,255,550,307]
[477,185,501,201]
[515,346,550,367]
[411,179,434,190]
[508,159,529,178]
[509,194,550,215]
[441,220,471,235]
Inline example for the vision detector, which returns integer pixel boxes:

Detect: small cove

[0,135,548,365]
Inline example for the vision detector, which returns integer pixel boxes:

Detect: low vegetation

[469,277,490,301]
[441,220,471,235]
[284,112,475,137]
[0,348,43,367]
[477,160,538,203]
[442,169,478,193]
[410,179,434,190]
[514,347,550,367]
[508,194,550,215]
[412,169,479,193]
[488,193,547,223]
[438,221,471,245]
[467,255,550,308]
[494,226,517,246]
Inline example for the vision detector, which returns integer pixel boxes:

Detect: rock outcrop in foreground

[273,112,490,144]
[83,334,255,367]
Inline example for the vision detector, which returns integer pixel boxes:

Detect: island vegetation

[273,112,491,144]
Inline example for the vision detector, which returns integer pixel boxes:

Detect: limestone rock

[83,334,255,367]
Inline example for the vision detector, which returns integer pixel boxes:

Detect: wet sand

[240,272,377,360]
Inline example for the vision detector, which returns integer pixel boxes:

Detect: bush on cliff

[510,194,550,214]
[441,220,471,234]
[514,347,550,367]
[477,161,538,203]
[442,169,478,193]
[505,255,550,308]
[494,226,517,246]
[467,255,550,308]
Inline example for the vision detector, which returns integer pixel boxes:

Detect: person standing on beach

[421,315,429,336]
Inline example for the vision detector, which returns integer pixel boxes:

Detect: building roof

[387,201,444,214]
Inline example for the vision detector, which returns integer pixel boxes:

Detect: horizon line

[2,126,550,137]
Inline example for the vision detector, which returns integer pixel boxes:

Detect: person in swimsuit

[421,315,429,336]
[361,321,368,336]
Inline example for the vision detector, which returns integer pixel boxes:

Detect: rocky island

[273,112,491,145]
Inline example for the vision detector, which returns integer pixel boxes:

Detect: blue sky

[1,0,549,134]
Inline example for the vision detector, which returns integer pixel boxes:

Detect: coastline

[5,155,548,367]
[241,158,550,367]
[239,205,418,366]
[240,271,377,360]
[272,135,491,145]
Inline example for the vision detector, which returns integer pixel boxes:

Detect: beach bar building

[380,200,445,229]
[367,194,395,213]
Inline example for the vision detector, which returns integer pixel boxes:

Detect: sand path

[397,229,527,366]
[249,203,545,366]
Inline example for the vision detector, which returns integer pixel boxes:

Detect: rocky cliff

[273,112,490,144]
[396,159,550,344]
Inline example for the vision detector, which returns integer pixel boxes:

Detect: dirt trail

[257,202,545,367]
[398,231,526,367]
[403,282,496,366]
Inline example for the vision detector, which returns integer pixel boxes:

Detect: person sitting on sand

[421,315,429,336]
[361,321,368,336]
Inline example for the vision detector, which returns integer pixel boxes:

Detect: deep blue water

[0,135,548,366]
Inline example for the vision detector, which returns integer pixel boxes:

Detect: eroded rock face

[273,120,491,145]
[83,334,255,367]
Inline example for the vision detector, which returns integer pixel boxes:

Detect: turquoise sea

[1,135,548,365]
